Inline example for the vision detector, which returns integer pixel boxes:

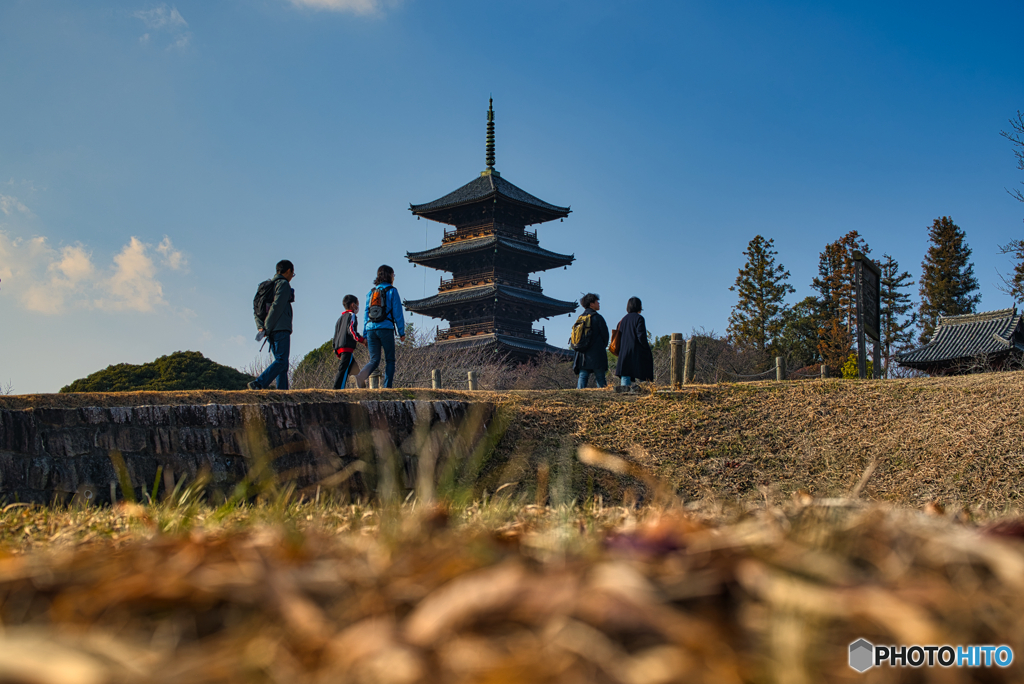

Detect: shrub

[60,351,255,393]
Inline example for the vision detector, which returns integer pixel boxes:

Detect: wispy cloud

[286,0,404,15]
[0,232,189,315]
[133,4,192,49]
[0,195,32,217]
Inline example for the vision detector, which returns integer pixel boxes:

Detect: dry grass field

[4,372,1024,682]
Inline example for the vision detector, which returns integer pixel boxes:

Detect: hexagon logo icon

[849,639,874,672]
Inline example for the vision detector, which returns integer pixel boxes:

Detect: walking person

[572,292,609,388]
[356,265,406,389]
[249,260,296,390]
[614,297,655,386]
[331,294,366,389]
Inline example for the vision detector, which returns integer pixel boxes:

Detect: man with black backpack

[571,292,609,389]
[355,264,405,389]
[248,260,295,390]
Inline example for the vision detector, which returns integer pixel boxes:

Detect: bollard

[776,356,785,381]
[684,338,695,384]
[670,333,684,388]
[467,371,479,390]
[821,364,829,379]
[431,369,441,389]
[369,368,382,389]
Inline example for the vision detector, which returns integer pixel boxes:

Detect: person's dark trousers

[256,331,290,390]
[332,351,356,390]
[359,328,396,388]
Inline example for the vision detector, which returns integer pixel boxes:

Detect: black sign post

[853,251,881,379]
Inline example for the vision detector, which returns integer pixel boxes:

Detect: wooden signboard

[853,251,881,379]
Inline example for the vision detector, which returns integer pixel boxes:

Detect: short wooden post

[369,368,382,389]
[683,338,695,384]
[431,369,441,389]
[820,364,829,379]
[670,333,684,388]
[776,356,785,381]
[467,371,478,390]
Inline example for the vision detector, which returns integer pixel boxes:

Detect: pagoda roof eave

[404,284,577,318]
[406,235,574,271]
[430,333,573,359]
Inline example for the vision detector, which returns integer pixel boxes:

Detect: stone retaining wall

[0,400,495,505]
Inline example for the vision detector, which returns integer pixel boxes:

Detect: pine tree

[727,235,795,357]
[918,216,980,343]
[878,254,916,377]
[810,230,870,372]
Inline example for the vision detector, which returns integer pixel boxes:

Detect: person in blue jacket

[356,264,406,388]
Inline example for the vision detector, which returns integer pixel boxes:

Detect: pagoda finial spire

[485,97,496,171]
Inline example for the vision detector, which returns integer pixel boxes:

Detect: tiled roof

[897,308,1024,367]
[410,173,570,217]
[404,284,577,317]
[433,333,573,358]
[406,235,574,268]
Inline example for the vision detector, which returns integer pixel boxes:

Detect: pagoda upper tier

[410,170,570,227]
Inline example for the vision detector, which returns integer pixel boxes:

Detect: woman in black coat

[614,297,654,385]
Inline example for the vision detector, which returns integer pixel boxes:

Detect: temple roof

[404,283,577,318]
[410,172,570,223]
[897,308,1024,368]
[407,235,574,271]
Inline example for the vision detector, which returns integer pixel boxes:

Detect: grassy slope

[5,372,1024,509]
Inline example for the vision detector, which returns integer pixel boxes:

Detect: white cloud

[156,236,187,271]
[0,195,31,216]
[97,237,164,312]
[287,0,402,15]
[133,5,192,49]
[0,231,189,315]
[134,5,188,30]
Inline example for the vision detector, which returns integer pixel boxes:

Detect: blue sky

[1,0,1022,393]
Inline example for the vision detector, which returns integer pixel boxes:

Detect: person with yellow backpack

[570,292,609,388]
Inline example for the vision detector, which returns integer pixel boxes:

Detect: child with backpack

[332,295,367,390]
[355,265,406,389]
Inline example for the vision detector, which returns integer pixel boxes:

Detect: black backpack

[367,285,393,324]
[253,279,275,324]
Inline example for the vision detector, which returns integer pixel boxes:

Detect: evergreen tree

[918,216,980,343]
[727,235,795,356]
[776,296,822,367]
[878,254,916,377]
[810,230,870,372]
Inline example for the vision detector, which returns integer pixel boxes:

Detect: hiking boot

[247,381,261,390]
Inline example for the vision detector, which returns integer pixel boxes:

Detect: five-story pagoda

[404,100,577,361]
